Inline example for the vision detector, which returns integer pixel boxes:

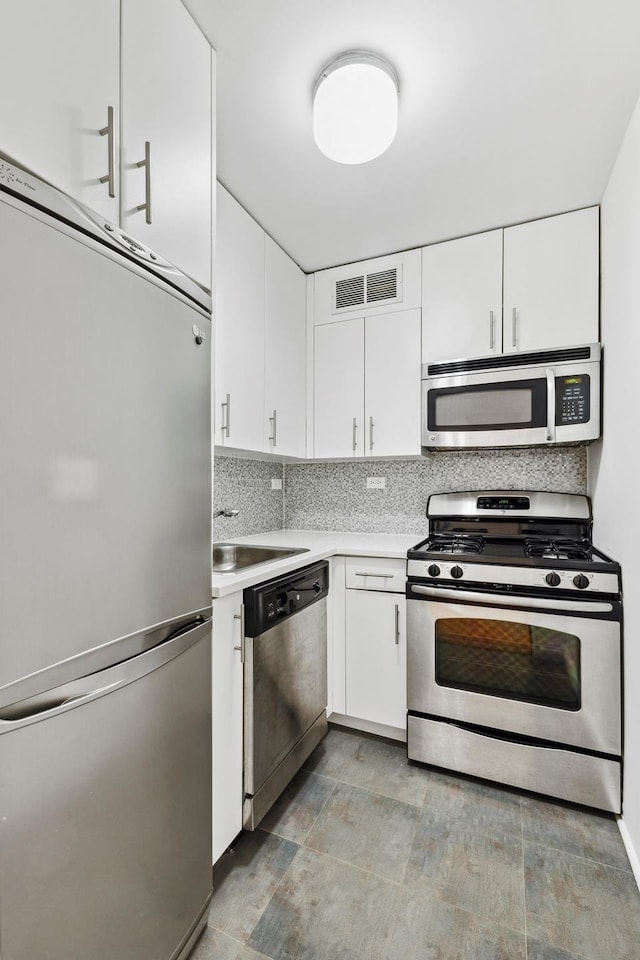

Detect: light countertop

[211,529,420,597]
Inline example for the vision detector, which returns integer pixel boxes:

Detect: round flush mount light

[313,51,399,165]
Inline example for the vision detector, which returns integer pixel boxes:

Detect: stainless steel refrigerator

[0,154,213,960]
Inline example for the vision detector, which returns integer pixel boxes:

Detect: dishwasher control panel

[243,561,330,636]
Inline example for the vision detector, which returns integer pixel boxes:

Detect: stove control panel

[407,559,620,595]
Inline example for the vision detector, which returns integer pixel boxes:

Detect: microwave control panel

[555,375,590,425]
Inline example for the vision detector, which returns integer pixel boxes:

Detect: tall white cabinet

[314,319,365,458]
[0,0,121,223]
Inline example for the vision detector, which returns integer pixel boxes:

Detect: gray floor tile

[527,938,589,960]
[304,727,429,806]
[190,926,269,960]
[209,830,298,942]
[524,842,640,960]
[305,780,419,882]
[248,846,399,960]
[422,768,523,842]
[521,796,630,870]
[383,885,527,960]
[404,806,525,931]
[259,769,337,844]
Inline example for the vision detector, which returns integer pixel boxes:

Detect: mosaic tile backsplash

[213,447,587,538]
[212,455,284,541]
[283,447,587,535]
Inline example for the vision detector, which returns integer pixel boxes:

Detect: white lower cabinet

[345,589,407,731]
[211,591,244,864]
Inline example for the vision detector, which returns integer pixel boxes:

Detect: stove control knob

[450,565,464,580]
[427,564,441,577]
[545,572,561,587]
[573,574,589,590]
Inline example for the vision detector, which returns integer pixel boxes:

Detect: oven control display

[555,375,590,425]
[477,496,530,510]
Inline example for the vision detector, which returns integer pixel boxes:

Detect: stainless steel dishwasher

[242,561,329,829]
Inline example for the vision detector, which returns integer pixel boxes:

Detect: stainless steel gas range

[406,491,622,813]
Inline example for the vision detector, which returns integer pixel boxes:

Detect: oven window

[435,618,580,710]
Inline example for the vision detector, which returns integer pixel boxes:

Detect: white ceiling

[185,0,640,273]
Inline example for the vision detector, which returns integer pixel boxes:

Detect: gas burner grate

[524,538,592,562]
[425,535,486,555]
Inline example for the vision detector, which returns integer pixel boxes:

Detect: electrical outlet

[271,478,283,490]
[366,477,386,489]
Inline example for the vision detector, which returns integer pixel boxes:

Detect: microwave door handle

[546,368,556,442]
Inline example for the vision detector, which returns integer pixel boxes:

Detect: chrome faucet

[214,507,240,519]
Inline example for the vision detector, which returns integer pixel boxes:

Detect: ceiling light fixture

[312,51,399,165]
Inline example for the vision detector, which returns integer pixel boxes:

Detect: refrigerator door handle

[0,617,211,727]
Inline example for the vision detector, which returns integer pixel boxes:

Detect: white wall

[589,91,640,883]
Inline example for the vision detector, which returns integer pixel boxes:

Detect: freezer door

[0,619,212,960]
[0,197,211,687]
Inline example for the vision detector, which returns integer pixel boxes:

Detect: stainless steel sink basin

[212,542,310,574]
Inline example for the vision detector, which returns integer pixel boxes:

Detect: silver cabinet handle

[512,307,518,348]
[355,571,393,578]
[268,409,277,446]
[489,310,495,350]
[352,417,358,452]
[546,368,556,443]
[98,105,116,198]
[233,604,245,663]
[136,141,152,224]
[369,416,374,451]
[394,603,400,645]
[221,393,231,438]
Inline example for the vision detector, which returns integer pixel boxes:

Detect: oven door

[407,586,621,756]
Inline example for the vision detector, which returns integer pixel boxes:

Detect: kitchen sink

[212,542,310,573]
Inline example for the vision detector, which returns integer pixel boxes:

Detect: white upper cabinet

[421,208,599,366]
[314,319,365,459]
[314,250,422,326]
[264,237,307,458]
[503,207,599,353]
[120,0,212,288]
[313,309,421,459]
[0,0,120,223]
[365,310,422,457]
[215,185,266,452]
[422,230,503,365]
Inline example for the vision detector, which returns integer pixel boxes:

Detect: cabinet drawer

[345,556,406,593]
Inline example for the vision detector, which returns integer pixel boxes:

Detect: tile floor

[192,727,640,960]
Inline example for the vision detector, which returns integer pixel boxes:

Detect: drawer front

[345,556,406,593]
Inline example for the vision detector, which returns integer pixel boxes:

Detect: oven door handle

[408,583,613,614]
[546,367,556,443]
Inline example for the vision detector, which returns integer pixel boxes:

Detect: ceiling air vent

[332,263,403,314]
[335,275,365,310]
[366,267,397,303]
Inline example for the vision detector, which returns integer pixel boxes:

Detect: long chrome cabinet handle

[233,604,245,663]
[394,603,400,645]
[136,141,152,224]
[221,393,231,438]
[511,307,518,347]
[268,409,277,446]
[369,416,374,451]
[352,417,358,452]
[355,571,393,578]
[546,368,556,442]
[489,310,495,350]
[98,105,116,198]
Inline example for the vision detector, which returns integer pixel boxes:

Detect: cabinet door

[120,0,212,287]
[345,591,406,730]
[503,208,599,353]
[421,230,503,364]
[0,0,120,222]
[365,309,421,457]
[314,319,365,458]
[264,237,306,458]
[215,185,266,451]
[212,592,244,864]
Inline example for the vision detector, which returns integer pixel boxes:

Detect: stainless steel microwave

[421,343,601,449]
